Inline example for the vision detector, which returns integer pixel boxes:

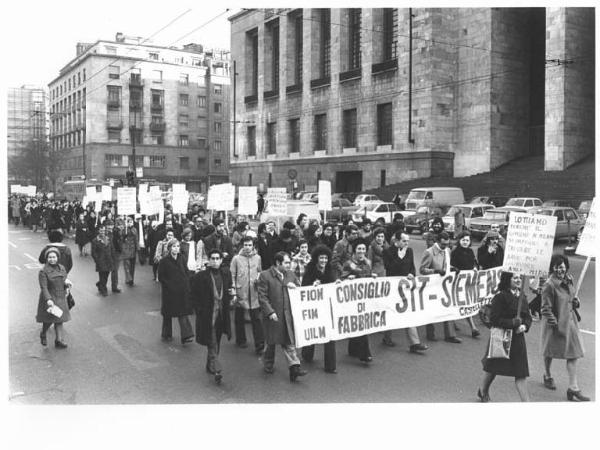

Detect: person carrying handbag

[478,271,532,402]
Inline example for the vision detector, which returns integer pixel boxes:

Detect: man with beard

[203,218,234,267]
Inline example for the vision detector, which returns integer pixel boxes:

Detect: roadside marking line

[24,253,38,262]
[8,241,17,248]
[580,329,595,336]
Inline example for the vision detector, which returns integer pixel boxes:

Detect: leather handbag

[486,291,523,359]
[67,292,75,310]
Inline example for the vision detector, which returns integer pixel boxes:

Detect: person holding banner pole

[342,238,375,364]
[301,245,338,373]
[540,255,589,401]
[479,271,531,402]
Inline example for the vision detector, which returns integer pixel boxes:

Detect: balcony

[129,124,143,131]
[286,84,302,94]
[149,121,166,132]
[263,89,279,100]
[150,103,163,112]
[106,121,123,130]
[129,102,142,112]
[339,67,362,82]
[372,59,398,74]
[310,76,331,89]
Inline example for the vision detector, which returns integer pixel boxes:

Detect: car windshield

[483,211,507,220]
[447,206,470,216]
[538,209,554,216]
[365,203,382,212]
[407,191,427,200]
[506,198,525,207]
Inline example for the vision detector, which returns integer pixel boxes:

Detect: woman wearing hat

[36,247,72,348]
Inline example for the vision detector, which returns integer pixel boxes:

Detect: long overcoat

[158,254,193,318]
[230,249,262,309]
[190,268,233,346]
[257,267,300,345]
[36,263,71,323]
[540,274,584,359]
[119,228,138,260]
[482,290,532,378]
[91,236,115,272]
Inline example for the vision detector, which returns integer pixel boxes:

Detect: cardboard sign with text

[502,212,557,278]
[265,188,288,216]
[576,197,597,258]
[117,187,137,216]
[238,186,258,216]
[318,180,332,211]
[207,183,235,211]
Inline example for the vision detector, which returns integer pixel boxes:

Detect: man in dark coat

[38,229,73,274]
[91,224,115,296]
[190,249,233,384]
[203,218,234,267]
[267,228,296,266]
[257,251,307,382]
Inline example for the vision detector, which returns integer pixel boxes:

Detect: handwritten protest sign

[289,267,502,347]
[86,186,97,199]
[26,185,37,196]
[502,212,557,278]
[101,186,112,202]
[266,188,287,216]
[576,197,597,258]
[117,187,137,215]
[172,183,186,194]
[318,180,332,211]
[238,186,258,215]
[10,185,22,194]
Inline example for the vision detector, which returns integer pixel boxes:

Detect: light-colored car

[260,200,321,225]
[442,204,495,236]
[353,194,381,207]
[352,201,402,224]
[504,197,543,214]
[469,207,527,239]
[577,200,593,219]
[301,192,319,202]
[537,207,586,241]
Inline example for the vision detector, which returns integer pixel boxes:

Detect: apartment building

[229,8,594,192]
[48,33,231,193]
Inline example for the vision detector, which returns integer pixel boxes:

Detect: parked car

[292,191,306,200]
[468,195,509,208]
[260,200,321,225]
[504,197,543,214]
[404,187,465,216]
[541,199,572,208]
[323,198,360,223]
[441,203,495,237]
[469,207,527,239]
[301,192,319,202]
[404,205,448,234]
[537,207,586,242]
[352,201,402,224]
[577,200,593,219]
[353,194,381,207]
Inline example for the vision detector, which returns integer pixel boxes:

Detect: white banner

[172,190,189,214]
[289,267,503,347]
[318,180,332,211]
[101,186,112,202]
[117,187,137,216]
[576,197,597,258]
[238,186,258,215]
[26,185,37,196]
[502,212,557,278]
[266,188,287,216]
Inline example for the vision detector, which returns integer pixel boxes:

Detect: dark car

[469,195,509,208]
[404,205,448,234]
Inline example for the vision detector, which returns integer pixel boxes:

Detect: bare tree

[8,139,65,193]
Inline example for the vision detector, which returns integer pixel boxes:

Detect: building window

[150,134,164,145]
[268,173,272,187]
[197,95,206,107]
[213,84,222,95]
[149,155,165,168]
[152,70,163,83]
[179,135,189,146]
[294,13,303,85]
[198,138,207,149]
[179,157,190,170]
[343,108,357,148]
[247,126,256,156]
[107,86,121,106]
[320,9,331,78]
[83,69,86,81]
[314,114,327,151]
[214,102,222,113]
[68,79,71,91]
[179,73,189,85]
[198,157,206,168]
[382,8,398,61]
[289,118,300,153]
[78,72,81,85]
[214,140,222,151]
[192,58,201,66]
[380,170,386,187]
[151,90,163,107]
[105,46,117,55]
[214,122,222,135]
[105,154,123,167]
[266,122,277,155]
[108,65,120,79]
[377,103,393,146]
[214,158,222,169]
[149,52,159,60]
[107,130,121,143]
[247,29,259,96]
[179,114,189,127]
[179,94,189,106]
[269,20,280,91]
[248,173,253,185]
[348,9,361,70]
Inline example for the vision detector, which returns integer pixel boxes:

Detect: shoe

[472,329,481,338]
[409,343,429,353]
[126,281,134,286]
[477,388,490,403]
[289,365,307,382]
[444,336,462,344]
[214,372,223,384]
[54,340,68,349]
[112,288,121,293]
[567,388,590,402]
[381,338,396,347]
[543,375,557,390]
[40,333,47,346]
[359,356,373,364]
[263,366,274,374]
[236,342,248,349]
[324,368,337,374]
[181,336,194,345]
[427,335,438,342]
[101,290,108,297]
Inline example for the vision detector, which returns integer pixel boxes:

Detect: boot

[289,364,307,382]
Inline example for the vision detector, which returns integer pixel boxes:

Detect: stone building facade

[228,8,594,192]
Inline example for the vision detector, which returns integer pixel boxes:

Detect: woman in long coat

[157,239,194,344]
[75,213,90,256]
[91,224,115,296]
[540,254,588,401]
[36,247,71,348]
[450,231,480,338]
[478,271,532,402]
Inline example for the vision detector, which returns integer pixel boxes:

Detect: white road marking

[580,329,595,336]
[8,241,17,248]
[24,253,38,262]
[9,265,22,271]
[18,238,31,241]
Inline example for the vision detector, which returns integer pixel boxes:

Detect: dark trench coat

[158,254,193,318]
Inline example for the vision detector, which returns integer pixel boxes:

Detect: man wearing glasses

[331,224,359,279]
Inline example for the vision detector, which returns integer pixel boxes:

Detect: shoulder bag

[486,291,522,360]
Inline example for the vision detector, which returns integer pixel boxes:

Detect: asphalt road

[7,224,595,404]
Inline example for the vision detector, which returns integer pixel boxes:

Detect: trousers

[383,327,422,345]
[111,259,120,289]
[348,335,372,360]
[162,315,194,340]
[301,341,336,371]
[263,343,300,368]
[426,321,456,339]
[206,326,222,374]
[234,307,264,350]
[123,257,136,283]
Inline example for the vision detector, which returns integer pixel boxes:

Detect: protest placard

[576,197,597,258]
[266,188,287,216]
[10,185,22,194]
[101,186,112,202]
[237,186,258,215]
[207,183,235,211]
[318,180,332,211]
[289,267,502,347]
[172,190,189,214]
[117,187,137,215]
[86,186,97,199]
[172,183,186,193]
[502,212,557,278]
[94,193,102,213]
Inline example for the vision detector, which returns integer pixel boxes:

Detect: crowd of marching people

[17,191,589,400]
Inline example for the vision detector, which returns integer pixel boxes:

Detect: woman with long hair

[450,231,480,338]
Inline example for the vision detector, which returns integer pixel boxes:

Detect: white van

[404,187,465,216]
